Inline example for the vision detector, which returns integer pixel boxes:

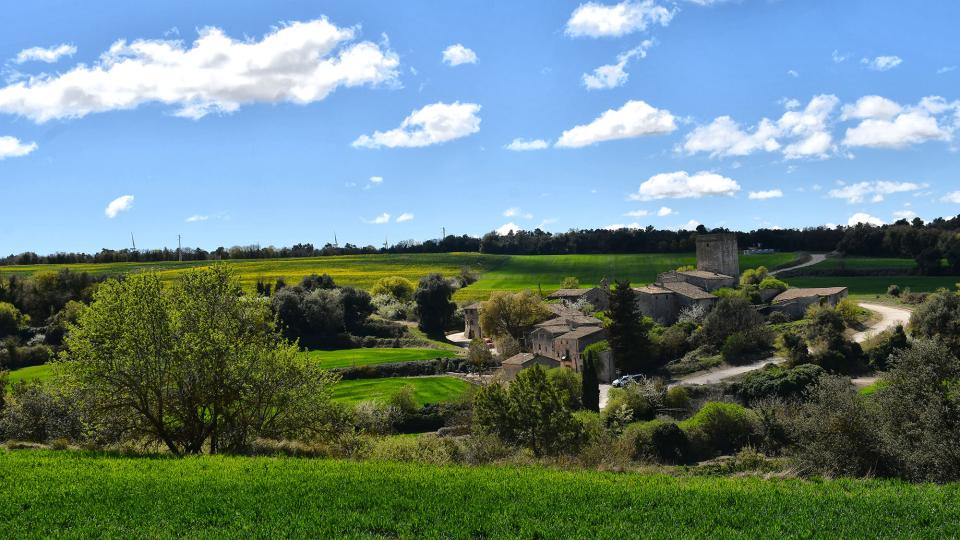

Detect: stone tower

[695,233,739,278]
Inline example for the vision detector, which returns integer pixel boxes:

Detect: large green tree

[61,266,339,455]
[479,290,551,343]
[606,280,651,374]
[910,289,960,352]
[414,274,457,338]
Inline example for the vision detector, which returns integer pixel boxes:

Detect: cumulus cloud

[787,69,799,78]
[624,209,649,217]
[396,213,414,222]
[605,223,642,230]
[565,0,673,38]
[496,222,521,235]
[582,39,653,90]
[353,102,481,148]
[683,95,838,159]
[14,44,76,64]
[841,95,902,121]
[748,189,784,200]
[442,44,477,66]
[0,19,399,122]
[505,138,548,151]
[629,171,740,200]
[842,96,955,149]
[832,50,848,64]
[942,191,960,204]
[657,206,674,216]
[848,212,884,227]
[828,181,925,203]
[861,55,902,71]
[365,212,390,224]
[556,100,675,148]
[370,176,384,184]
[105,195,134,218]
[938,66,957,75]
[678,219,701,231]
[0,136,37,159]
[185,215,209,222]
[504,207,533,219]
[893,210,917,220]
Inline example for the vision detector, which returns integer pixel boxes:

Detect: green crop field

[790,275,959,297]
[810,256,919,270]
[331,376,471,406]
[0,251,797,302]
[5,364,53,388]
[2,450,959,538]
[303,348,458,370]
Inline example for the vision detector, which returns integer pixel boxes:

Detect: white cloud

[0,136,37,159]
[556,100,675,148]
[678,219,701,231]
[938,66,957,75]
[657,206,674,216]
[629,170,740,200]
[185,215,209,222]
[832,50,848,64]
[843,104,953,149]
[683,95,838,159]
[496,222,521,235]
[848,212,884,227]
[14,43,77,64]
[396,212,414,222]
[0,19,399,122]
[353,102,481,148]
[565,0,673,38]
[861,55,902,71]
[442,44,477,66]
[943,191,960,204]
[892,210,917,220]
[748,189,784,200]
[605,222,642,230]
[582,40,653,90]
[841,95,902,121]
[105,195,134,218]
[828,181,925,203]
[505,138,548,151]
[787,69,799,78]
[370,176,384,184]
[504,207,533,219]
[365,212,390,224]
[624,209,649,217]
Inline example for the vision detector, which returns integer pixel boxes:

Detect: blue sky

[1,0,959,254]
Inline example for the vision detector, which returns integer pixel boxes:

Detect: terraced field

[330,375,471,406]
[303,348,458,370]
[3,450,960,538]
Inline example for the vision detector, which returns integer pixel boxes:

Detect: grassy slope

[303,348,458,370]
[790,276,959,297]
[331,376,471,406]
[5,364,53,388]
[0,252,795,302]
[2,451,959,538]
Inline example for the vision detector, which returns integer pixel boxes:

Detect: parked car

[612,374,644,388]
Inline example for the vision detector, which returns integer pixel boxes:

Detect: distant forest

[4,215,960,274]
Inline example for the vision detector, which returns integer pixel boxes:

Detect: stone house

[658,269,736,292]
[768,287,849,319]
[462,302,483,339]
[546,286,610,310]
[501,353,560,380]
[554,326,607,373]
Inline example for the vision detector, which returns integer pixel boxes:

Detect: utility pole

[177,234,182,262]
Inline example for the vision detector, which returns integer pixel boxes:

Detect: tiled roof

[634,285,674,295]
[660,281,716,300]
[680,270,734,280]
[773,287,848,303]
[502,353,559,367]
[557,326,606,341]
[547,288,596,298]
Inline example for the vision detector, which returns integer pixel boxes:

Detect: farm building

[767,286,849,319]
[501,353,560,380]
[554,326,607,373]
[545,286,610,310]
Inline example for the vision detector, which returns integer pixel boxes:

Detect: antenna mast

[177,234,182,262]
[334,231,339,248]
[130,232,136,252]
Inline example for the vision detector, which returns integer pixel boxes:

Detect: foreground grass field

[2,450,959,538]
[5,364,53,388]
[303,348,458,369]
[790,275,959,297]
[0,252,797,301]
[331,376,471,406]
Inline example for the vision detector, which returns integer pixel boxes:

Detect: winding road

[598,301,912,407]
[768,253,828,276]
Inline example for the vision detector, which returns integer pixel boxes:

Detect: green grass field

[810,256,919,270]
[303,348,458,370]
[5,364,53,388]
[790,275,960,297]
[0,252,797,302]
[2,450,959,538]
[331,376,471,406]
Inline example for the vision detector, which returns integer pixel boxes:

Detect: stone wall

[696,233,740,278]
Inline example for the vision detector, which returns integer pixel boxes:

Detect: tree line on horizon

[4,215,960,272]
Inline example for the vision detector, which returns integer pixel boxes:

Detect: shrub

[0,383,84,444]
[887,284,901,297]
[602,377,664,422]
[740,267,769,288]
[677,303,707,325]
[0,302,29,339]
[561,277,580,289]
[547,368,582,410]
[656,323,694,363]
[368,435,461,466]
[721,328,773,364]
[664,386,691,412]
[649,422,691,464]
[864,325,909,371]
[751,397,793,456]
[681,402,757,457]
[701,297,766,349]
[370,277,415,301]
[909,289,960,351]
[836,298,868,327]
[790,376,887,477]
[758,277,788,293]
[767,311,791,324]
[735,364,825,402]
